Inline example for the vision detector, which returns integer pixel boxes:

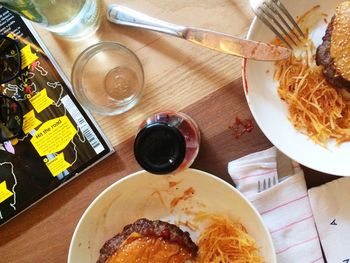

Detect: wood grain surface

[34,0,253,146]
[0,0,339,262]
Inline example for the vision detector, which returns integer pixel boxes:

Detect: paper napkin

[228,147,324,263]
[309,177,350,263]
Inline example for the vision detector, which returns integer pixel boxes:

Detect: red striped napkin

[228,147,324,263]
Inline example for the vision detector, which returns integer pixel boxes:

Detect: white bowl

[68,169,276,262]
[243,0,348,176]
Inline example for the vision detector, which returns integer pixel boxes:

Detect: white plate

[68,169,276,263]
[244,0,348,176]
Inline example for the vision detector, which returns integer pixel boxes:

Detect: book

[0,7,114,226]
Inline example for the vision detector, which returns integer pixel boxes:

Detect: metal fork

[257,150,294,192]
[258,176,277,192]
[250,0,305,49]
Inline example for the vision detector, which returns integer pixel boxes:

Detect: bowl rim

[70,41,145,116]
[241,14,349,176]
[67,168,276,263]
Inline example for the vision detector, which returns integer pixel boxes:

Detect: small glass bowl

[71,42,144,115]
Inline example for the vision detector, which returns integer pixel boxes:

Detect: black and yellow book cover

[0,7,113,226]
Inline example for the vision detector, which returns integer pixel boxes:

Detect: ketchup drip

[229,117,254,138]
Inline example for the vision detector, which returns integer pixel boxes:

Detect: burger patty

[316,17,350,90]
[97,218,198,263]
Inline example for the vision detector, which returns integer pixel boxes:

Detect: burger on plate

[316,1,350,90]
[97,218,198,263]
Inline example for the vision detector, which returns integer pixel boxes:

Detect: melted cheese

[106,234,193,263]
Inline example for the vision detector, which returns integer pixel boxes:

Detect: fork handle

[107,5,186,38]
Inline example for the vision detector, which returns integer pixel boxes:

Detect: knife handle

[107,5,186,38]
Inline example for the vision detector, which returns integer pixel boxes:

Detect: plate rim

[242,14,350,176]
[68,168,276,262]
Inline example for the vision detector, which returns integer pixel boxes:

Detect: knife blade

[184,28,291,61]
[107,4,291,61]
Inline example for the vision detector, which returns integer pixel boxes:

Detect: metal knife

[107,4,291,61]
[276,149,294,181]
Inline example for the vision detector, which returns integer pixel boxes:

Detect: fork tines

[254,0,305,49]
[258,176,277,192]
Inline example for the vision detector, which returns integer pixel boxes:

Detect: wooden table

[0,0,339,262]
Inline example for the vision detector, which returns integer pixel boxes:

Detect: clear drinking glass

[71,42,144,116]
[0,0,100,38]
